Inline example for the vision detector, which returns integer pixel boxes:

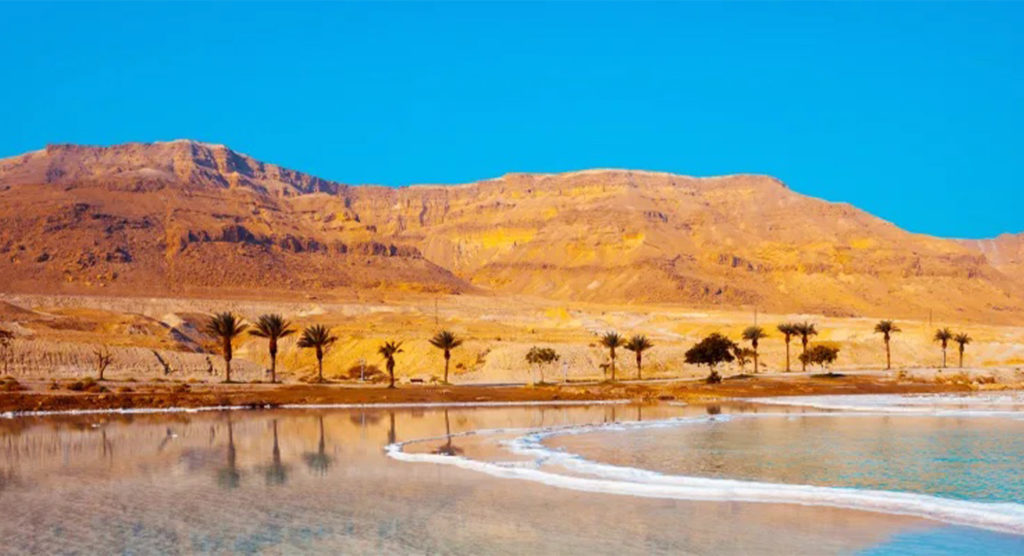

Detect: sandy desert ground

[1,292,1021,400]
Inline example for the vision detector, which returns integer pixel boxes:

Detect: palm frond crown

[624,335,653,353]
[206,312,247,340]
[378,340,404,358]
[429,330,463,351]
[934,328,953,344]
[873,320,900,337]
[298,324,337,349]
[600,331,624,349]
[250,314,294,340]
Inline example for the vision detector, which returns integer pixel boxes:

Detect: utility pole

[434,298,439,327]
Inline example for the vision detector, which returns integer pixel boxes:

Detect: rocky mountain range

[1,140,1021,322]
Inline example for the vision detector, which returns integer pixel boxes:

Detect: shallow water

[0,396,1021,554]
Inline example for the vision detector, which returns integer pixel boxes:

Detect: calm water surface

[0,397,1021,554]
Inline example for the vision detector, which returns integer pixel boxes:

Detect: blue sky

[2,2,1021,238]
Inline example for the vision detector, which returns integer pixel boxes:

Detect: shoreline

[0,374,986,415]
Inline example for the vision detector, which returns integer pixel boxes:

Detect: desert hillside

[1,140,1022,323]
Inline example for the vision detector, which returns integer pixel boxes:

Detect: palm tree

[249,314,294,383]
[873,320,901,370]
[297,324,337,383]
[741,326,767,373]
[429,330,463,384]
[776,323,797,372]
[793,322,818,372]
[599,331,625,381]
[933,328,953,368]
[623,335,654,380]
[205,312,248,383]
[954,332,972,368]
[378,340,404,389]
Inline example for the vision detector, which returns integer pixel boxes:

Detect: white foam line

[0,405,259,419]
[387,414,1024,535]
[278,400,631,410]
[746,394,1024,416]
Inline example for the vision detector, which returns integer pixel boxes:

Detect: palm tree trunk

[784,338,791,372]
[269,341,278,383]
[388,359,395,389]
[801,339,808,372]
[444,351,450,383]
[753,348,759,374]
[942,347,947,368]
[959,347,964,368]
[636,353,642,380]
[316,347,324,382]
[610,349,616,381]
[885,340,891,370]
[224,338,234,382]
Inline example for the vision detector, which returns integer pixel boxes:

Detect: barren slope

[1,141,1021,322]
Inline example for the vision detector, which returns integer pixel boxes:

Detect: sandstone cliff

[1,141,1021,323]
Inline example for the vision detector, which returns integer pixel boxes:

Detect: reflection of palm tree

[303,415,333,475]
[217,417,241,489]
[431,409,463,456]
[387,411,396,445]
[263,419,288,486]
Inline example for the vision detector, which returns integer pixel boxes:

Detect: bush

[799,345,840,372]
[0,377,23,392]
[67,377,106,393]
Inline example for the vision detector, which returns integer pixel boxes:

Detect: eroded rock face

[1,141,1021,322]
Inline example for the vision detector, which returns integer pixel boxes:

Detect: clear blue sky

[2,2,1022,238]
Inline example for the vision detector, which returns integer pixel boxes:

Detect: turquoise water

[548,414,1024,503]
